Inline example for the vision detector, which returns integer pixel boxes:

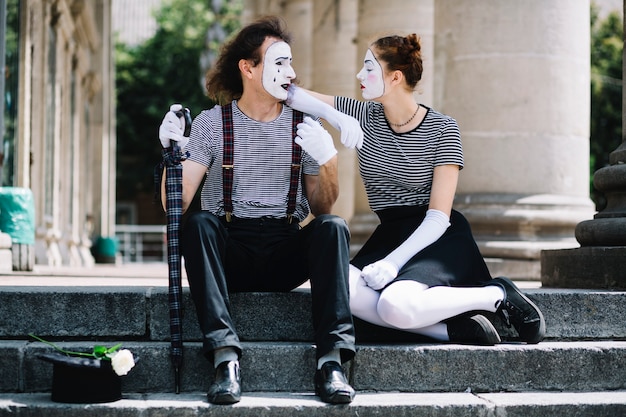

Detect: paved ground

[0,263,180,287]
[0,262,541,288]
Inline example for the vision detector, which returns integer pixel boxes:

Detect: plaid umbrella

[164,108,191,394]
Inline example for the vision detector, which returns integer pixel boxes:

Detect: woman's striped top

[335,97,464,212]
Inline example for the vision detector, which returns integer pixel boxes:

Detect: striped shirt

[184,101,319,221]
[335,97,464,212]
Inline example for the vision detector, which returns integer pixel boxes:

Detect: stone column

[282,0,313,88]
[306,0,358,221]
[102,0,116,240]
[240,0,312,83]
[41,0,76,266]
[70,0,98,266]
[87,0,115,240]
[15,0,32,190]
[436,0,595,279]
[357,0,435,107]
[0,0,13,272]
[541,0,626,289]
[241,0,280,24]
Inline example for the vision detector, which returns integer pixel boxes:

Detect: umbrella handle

[174,108,192,137]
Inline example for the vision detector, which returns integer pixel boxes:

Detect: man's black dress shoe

[314,361,355,404]
[207,360,241,404]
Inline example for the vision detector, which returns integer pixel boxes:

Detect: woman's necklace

[388,104,420,128]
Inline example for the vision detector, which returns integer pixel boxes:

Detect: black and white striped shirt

[335,97,464,212]
[185,101,319,221]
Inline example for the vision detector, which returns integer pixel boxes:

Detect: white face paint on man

[356,49,385,100]
[262,41,296,101]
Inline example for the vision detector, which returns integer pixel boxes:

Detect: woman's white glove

[287,85,363,149]
[361,209,451,290]
[158,104,189,150]
[295,117,338,165]
[361,260,399,290]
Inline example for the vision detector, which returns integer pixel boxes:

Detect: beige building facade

[10,0,599,278]
[11,0,115,267]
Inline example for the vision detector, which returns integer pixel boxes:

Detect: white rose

[111,349,135,376]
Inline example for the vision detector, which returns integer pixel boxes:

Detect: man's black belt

[219,215,297,225]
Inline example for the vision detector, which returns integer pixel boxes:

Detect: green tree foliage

[115,0,241,201]
[590,3,623,209]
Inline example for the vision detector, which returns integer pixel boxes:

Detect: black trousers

[181,211,356,363]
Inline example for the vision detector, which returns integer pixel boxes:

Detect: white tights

[348,265,505,341]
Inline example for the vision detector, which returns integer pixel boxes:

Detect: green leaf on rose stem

[28,333,96,358]
[93,345,108,358]
[106,343,122,354]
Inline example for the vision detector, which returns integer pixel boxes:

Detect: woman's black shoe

[447,314,501,345]
[491,276,546,344]
[314,361,355,404]
[207,360,241,404]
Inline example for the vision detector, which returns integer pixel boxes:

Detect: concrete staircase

[1,267,626,416]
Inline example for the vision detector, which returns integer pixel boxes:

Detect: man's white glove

[295,117,338,165]
[361,209,451,290]
[287,85,363,149]
[159,104,189,150]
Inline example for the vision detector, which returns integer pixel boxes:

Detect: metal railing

[115,224,167,263]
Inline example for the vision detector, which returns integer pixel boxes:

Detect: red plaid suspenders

[221,103,235,222]
[286,110,304,223]
[221,103,304,223]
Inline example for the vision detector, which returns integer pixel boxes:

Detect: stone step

[2,286,625,341]
[2,391,626,417]
[4,340,626,394]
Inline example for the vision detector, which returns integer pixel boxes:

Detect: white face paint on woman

[262,41,296,101]
[356,49,385,100]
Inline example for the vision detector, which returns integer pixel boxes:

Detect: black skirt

[351,205,492,288]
